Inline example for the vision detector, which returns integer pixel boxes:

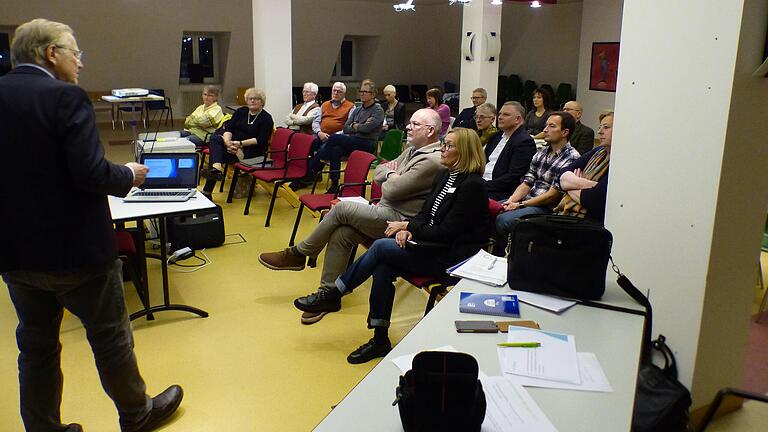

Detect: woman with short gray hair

[181,85,223,146]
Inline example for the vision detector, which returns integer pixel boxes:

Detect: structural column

[608,0,768,410]
[459,1,502,112]
[252,0,293,124]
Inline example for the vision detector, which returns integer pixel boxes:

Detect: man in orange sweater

[289,81,354,190]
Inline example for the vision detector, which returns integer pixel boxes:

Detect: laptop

[123,153,199,202]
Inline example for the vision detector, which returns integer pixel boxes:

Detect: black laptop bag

[167,204,225,251]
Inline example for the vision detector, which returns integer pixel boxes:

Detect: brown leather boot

[259,248,306,271]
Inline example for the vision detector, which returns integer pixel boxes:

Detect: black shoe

[65,424,83,432]
[294,287,342,314]
[347,338,392,364]
[288,181,308,191]
[123,385,184,432]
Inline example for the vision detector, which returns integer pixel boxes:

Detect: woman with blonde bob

[293,127,490,364]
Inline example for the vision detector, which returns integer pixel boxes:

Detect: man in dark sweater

[563,100,595,155]
[294,79,384,194]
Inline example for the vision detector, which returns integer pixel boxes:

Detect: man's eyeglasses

[54,45,83,60]
[474,115,492,121]
[359,90,373,94]
[470,96,484,100]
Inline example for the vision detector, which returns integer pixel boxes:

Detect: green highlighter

[496,342,541,348]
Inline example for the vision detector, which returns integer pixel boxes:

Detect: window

[331,39,355,80]
[179,33,218,84]
[0,33,10,77]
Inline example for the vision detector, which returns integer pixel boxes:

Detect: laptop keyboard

[132,191,191,197]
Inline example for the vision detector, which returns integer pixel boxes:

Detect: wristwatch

[518,201,526,208]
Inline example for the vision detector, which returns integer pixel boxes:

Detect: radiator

[181,90,201,116]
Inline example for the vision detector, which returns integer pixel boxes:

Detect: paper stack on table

[447,249,507,286]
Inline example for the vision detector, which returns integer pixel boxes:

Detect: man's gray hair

[11,18,73,67]
[473,88,488,98]
[303,82,318,94]
[503,101,526,119]
[332,82,347,93]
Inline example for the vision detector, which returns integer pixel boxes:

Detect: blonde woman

[293,128,489,364]
[181,85,223,145]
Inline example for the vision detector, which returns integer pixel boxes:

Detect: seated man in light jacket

[285,82,320,134]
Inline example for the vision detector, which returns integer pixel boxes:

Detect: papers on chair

[447,249,507,286]
[391,345,458,373]
[480,376,558,432]
[510,290,577,314]
[337,196,370,205]
[498,328,580,384]
[505,352,613,393]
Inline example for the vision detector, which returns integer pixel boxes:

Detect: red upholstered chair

[288,150,377,246]
[227,127,294,203]
[243,132,314,226]
[115,231,153,320]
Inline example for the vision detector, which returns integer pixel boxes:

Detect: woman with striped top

[293,128,490,364]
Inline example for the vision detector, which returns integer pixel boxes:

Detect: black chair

[497,75,510,108]
[695,387,768,431]
[509,74,523,103]
[395,84,411,103]
[555,83,573,109]
[443,81,457,93]
[144,89,173,127]
[522,80,538,111]
[291,86,303,106]
[318,86,332,103]
[410,84,427,104]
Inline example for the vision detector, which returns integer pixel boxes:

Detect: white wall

[499,2,583,97]
[576,0,624,129]
[291,0,463,89]
[0,0,255,118]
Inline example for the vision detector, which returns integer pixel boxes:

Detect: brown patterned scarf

[554,147,610,218]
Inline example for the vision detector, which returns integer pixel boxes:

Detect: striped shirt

[523,143,580,199]
[429,170,459,225]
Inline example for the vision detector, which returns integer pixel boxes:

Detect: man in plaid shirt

[493,111,581,255]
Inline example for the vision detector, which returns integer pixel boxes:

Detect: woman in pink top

[426,87,451,138]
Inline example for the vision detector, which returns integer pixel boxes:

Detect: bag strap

[651,334,679,378]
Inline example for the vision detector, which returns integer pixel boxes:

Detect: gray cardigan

[374,142,445,217]
[343,102,385,142]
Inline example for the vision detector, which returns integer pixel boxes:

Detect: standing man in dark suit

[482,101,537,201]
[0,19,182,432]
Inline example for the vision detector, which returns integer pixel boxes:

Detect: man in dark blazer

[482,101,537,201]
[563,100,595,155]
[0,19,181,432]
[453,87,487,130]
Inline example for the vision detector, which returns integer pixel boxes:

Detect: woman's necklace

[248,111,259,125]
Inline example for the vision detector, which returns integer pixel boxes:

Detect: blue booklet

[459,292,520,318]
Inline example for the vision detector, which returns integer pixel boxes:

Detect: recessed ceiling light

[530,1,542,8]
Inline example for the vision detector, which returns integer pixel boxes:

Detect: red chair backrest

[270,128,294,169]
[340,150,377,198]
[285,133,313,178]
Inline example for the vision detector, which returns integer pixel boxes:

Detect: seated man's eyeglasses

[359,90,373,94]
[54,45,83,60]
[474,115,491,120]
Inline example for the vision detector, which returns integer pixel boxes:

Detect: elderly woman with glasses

[293,128,490,364]
[473,102,498,146]
[201,87,274,199]
[181,85,223,146]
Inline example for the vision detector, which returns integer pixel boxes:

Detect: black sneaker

[294,288,342,314]
[347,338,392,364]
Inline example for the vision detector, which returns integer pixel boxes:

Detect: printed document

[504,352,613,392]
[509,290,577,313]
[448,249,507,286]
[499,328,581,384]
[480,376,558,432]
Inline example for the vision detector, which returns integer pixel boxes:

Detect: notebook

[123,153,199,202]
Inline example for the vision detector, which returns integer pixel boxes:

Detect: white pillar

[252,0,293,124]
[459,1,502,111]
[609,0,768,408]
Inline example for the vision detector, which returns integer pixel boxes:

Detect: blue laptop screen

[139,154,198,188]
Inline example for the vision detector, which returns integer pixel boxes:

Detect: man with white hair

[260,109,445,324]
[285,82,320,134]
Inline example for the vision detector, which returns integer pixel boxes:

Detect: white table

[109,193,215,320]
[313,278,645,432]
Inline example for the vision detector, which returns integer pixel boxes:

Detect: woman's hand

[384,220,408,237]
[395,230,412,248]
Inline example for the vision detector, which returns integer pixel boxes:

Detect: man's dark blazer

[408,171,489,267]
[453,106,477,130]
[0,66,134,272]
[379,100,406,131]
[483,126,536,201]
[570,121,595,156]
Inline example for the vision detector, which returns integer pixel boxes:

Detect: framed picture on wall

[589,42,620,92]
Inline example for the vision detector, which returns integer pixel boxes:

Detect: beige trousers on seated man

[295,201,404,289]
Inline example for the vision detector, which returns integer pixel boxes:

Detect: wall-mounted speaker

[486,31,500,62]
[462,32,475,61]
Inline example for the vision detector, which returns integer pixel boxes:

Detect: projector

[112,88,149,98]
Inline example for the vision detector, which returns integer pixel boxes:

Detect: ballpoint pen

[497,342,541,348]
[487,257,497,270]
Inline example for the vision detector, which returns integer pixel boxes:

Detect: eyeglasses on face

[54,45,83,60]
[470,96,484,100]
[440,140,455,150]
[246,97,261,102]
[331,89,345,94]
[474,115,492,120]
[358,90,373,94]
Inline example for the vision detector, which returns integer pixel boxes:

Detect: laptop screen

[139,153,199,189]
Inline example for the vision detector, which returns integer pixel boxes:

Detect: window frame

[331,38,356,81]
[179,32,219,84]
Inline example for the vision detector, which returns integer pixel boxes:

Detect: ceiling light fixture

[449,0,472,5]
[491,0,503,5]
[530,1,542,7]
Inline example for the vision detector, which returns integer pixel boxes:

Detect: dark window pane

[332,63,337,77]
[340,40,353,77]
[0,33,11,77]
[179,36,193,79]
[199,37,214,77]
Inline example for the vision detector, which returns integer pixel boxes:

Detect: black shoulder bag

[393,351,486,432]
[583,260,692,432]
